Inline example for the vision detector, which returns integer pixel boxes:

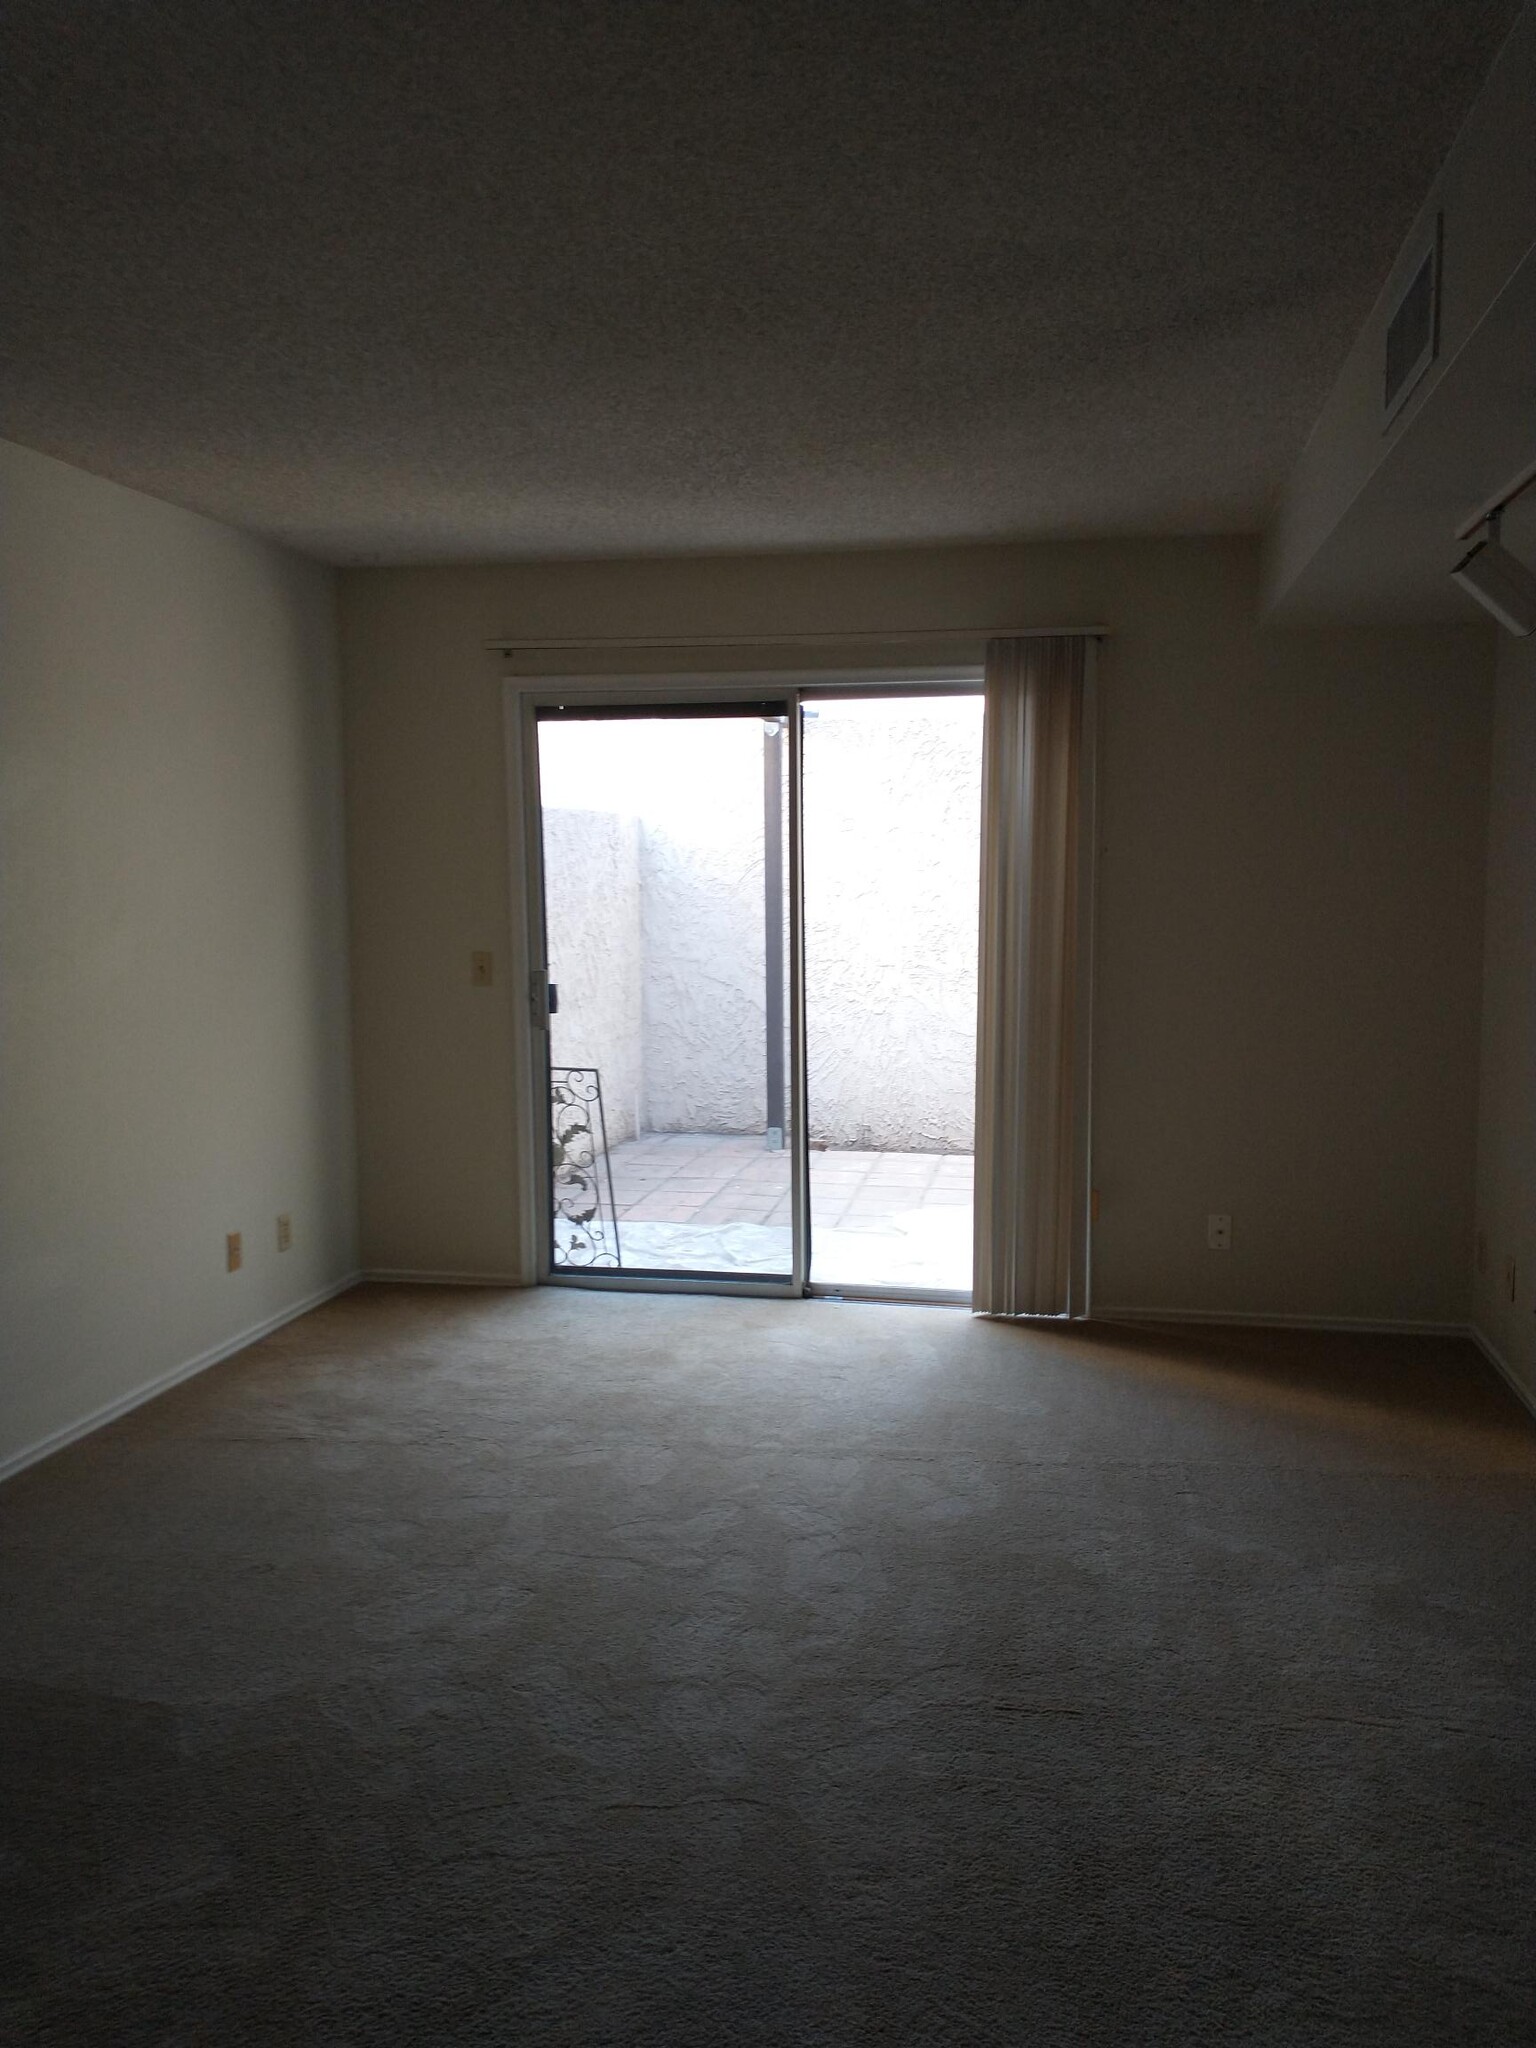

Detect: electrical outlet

[1207,1213,1232,1252]
[276,1213,292,1253]
[470,950,494,987]
[226,1231,243,1273]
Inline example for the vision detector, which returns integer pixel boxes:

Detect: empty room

[3,4,1535,2042]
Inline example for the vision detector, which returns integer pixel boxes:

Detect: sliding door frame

[503,668,985,1305]
[510,675,812,1299]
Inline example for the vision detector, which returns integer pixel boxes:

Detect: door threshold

[543,1271,799,1300]
[542,1273,970,1309]
[808,1283,972,1309]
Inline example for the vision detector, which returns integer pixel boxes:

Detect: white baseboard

[1094,1304,1536,1429]
[363,1268,531,1287]
[8,1281,1525,1489]
[0,1271,362,1486]
[1466,1322,1536,1423]
[1092,1304,1467,1337]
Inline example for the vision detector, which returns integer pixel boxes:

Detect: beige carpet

[2,1285,1533,2044]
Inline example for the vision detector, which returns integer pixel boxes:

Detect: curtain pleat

[972,636,1087,1316]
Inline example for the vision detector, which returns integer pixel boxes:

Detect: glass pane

[802,694,983,1293]
[538,711,793,1279]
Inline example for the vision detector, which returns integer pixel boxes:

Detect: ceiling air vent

[1383,216,1441,426]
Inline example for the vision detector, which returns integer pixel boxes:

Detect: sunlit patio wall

[541,702,980,1152]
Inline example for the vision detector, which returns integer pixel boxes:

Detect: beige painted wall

[0,442,358,1472]
[339,536,1493,1321]
[1096,602,1491,1320]
[1471,628,1536,1404]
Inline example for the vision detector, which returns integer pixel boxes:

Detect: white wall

[340,537,1494,1321]
[639,718,770,1135]
[542,806,644,1143]
[538,701,984,1153]
[803,697,981,1151]
[1471,628,1536,1406]
[538,717,770,1139]
[0,441,357,1473]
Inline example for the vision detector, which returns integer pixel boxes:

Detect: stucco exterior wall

[803,699,981,1150]
[540,704,979,1152]
[542,806,643,1144]
[639,717,770,1133]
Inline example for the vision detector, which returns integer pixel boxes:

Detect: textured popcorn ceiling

[0,1,1520,562]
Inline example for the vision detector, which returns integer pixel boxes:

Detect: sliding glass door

[535,701,799,1286]
[527,681,981,1301]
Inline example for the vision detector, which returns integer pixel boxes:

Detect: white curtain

[973,635,1091,1317]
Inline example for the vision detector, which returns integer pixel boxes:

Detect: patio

[562,1132,974,1290]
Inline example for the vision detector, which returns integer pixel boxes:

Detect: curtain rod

[487,625,1106,653]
